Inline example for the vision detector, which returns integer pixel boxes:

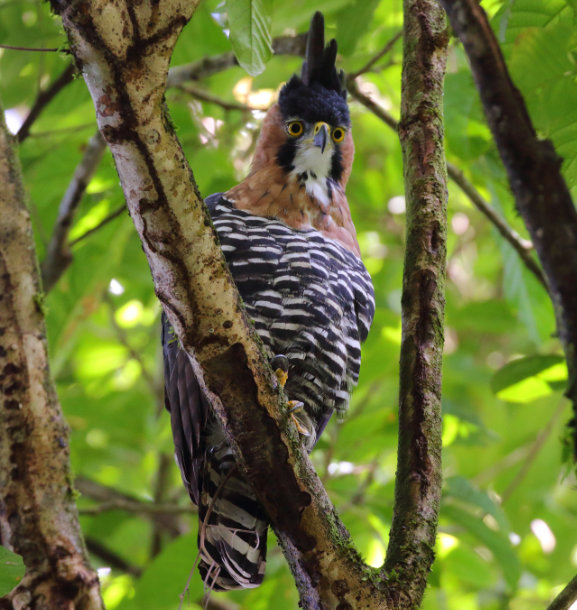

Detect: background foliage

[1,0,577,608]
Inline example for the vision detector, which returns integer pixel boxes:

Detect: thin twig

[103,291,159,398]
[446,161,548,289]
[75,476,190,536]
[501,398,567,504]
[79,500,193,516]
[41,130,107,292]
[548,573,577,610]
[348,31,403,79]
[166,34,307,88]
[68,204,127,246]
[150,453,173,558]
[347,78,548,289]
[0,44,64,53]
[17,63,76,142]
[85,537,142,577]
[174,85,255,112]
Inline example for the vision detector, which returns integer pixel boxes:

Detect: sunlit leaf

[226,0,273,76]
[491,354,567,402]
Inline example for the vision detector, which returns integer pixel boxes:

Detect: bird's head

[250,12,354,203]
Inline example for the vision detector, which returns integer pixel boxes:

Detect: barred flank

[163,193,375,591]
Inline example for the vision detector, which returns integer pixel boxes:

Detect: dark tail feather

[198,444,268,591]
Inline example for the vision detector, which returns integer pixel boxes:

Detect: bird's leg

[271,355,313,438]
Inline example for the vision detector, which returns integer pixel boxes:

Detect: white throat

[290,144,333,206]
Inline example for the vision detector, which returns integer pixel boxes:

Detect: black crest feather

[301,12,346,97]
[278,12,350,127]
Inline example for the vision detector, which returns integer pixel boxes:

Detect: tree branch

[166,34,306,88]
[52,2,381,607]
[347,78,548,289]
[85,537,142,577]
[75,476,187,537]
[0,95,102,608]
[348,31,403,79]
[382,1,447,606]
[439,0,577,457]
[17,63,76,143]
[174,84,259,112]
[41,129,107,292]
[548,573,577,610]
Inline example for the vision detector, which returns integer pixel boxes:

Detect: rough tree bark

[46,1,447,608]
[438,0,577,458]
[0,101,102,608]
[383,0,448,607]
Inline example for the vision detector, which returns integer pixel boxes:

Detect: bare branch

[174,84,255,112]
[548,574,577,610]
[102,292,159,397]
[347,78,548,289]
[75,476,188,537]
[439,0,577,457]
[382,1,447,605]
[85,537,142,577]
[68,203,126,246]
[79,501,192,516]
[501,398,567,504]
[41,130,107,292]
[348,31,403,79]
[0,93,102,609]
[17,63,76,142]
[0,44,63,52]
[166,34,306,88]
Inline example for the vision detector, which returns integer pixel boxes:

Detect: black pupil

[334,129,342,139]
[291,124,300,134]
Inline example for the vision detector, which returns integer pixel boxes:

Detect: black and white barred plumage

[163,195,374,590]
[162,11,375,593]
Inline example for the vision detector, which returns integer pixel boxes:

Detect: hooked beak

[313,122,330,153]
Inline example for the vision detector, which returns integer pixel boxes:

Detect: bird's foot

[287,400,313,437]
[271,354,314,440]
[271,354,289,389]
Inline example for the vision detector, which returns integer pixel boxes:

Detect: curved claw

[271,354,289,388]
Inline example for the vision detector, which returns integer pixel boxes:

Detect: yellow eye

[286,120,304,137]
[332,127,346,143]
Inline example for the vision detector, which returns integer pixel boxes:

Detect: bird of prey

[162,11,375,591]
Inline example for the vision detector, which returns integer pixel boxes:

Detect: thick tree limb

[382,1,447,607]
[0,98,102,608]
[439,0,577,456]
[51,2,381,607]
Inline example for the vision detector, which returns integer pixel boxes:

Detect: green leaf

[491,354,567,403]
[118,533,204,610]
[445,476,509,532]
[0,546,25,596]
[335,0,380,56]
[226,0,273,76]
[443,504,520,591]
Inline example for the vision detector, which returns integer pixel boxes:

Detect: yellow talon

[275,368,288,388]
[288,400,311,437]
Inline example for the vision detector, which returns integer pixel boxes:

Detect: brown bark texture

[50,1,379,607]
[439,0,577,457]
[0,102,102,607]
[383,0,448,607]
